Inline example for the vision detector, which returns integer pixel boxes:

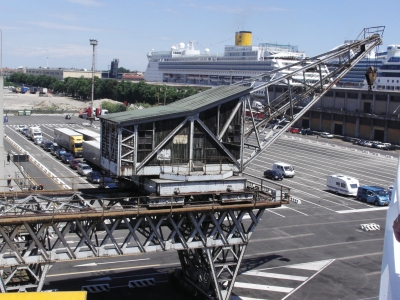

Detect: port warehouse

[262,85,400,144]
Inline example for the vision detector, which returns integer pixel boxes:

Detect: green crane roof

[101,85,251,125]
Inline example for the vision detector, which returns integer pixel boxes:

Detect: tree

[118,67,131,73]
[100,101,127,113]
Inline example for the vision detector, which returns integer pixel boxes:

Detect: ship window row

[387,57,400,62]
[377,72,400,77]
[227,51,258,57]
[159,60,272,66]
[377,79,400,83]
[376,85,400,90]
[380,65,400,70]
[159,65,273,71]
[159,62,272,67]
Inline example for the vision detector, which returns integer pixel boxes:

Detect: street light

[0,29,4,185]
[89,39,98,125]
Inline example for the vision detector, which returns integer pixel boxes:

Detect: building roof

[101,85,251,125]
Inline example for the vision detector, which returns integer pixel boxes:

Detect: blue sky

[0,0,397,72]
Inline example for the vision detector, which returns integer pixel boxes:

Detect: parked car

[86,171,102,183]
[42,141,53,151]
[320,132,334,138]
[77,163,93,176]
[21,128,29,136]
[357,186,390,206]
[343,136,359,143]
[301,128,315,135]
[55,148,67,159]
[363,141,373,147]
[287,127,300,134]
[99,177,120,188]
[34,137,43,145]
[50,144,61,155]
[301,129,314,135]
[69,159,81,170]
[263,169,283,180]
[16,125,27,132]
[355,139,366,145]
[381,143,394,150]
[61,153,74,164]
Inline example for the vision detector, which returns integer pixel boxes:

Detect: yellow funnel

[235,31,252,46]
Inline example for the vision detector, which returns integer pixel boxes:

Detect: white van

[326,174,359,196]
[272,162,295,178]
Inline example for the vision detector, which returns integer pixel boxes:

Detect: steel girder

[0,198,267,298]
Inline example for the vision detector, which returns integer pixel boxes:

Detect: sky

[0,0,398,72]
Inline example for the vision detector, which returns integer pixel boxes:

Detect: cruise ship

[362,44,400,91]
[144,31,330,97]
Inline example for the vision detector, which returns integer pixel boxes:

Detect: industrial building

[25,68,102,80]
[283,86,400,144]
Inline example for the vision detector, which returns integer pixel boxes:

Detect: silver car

[77,163,93,176]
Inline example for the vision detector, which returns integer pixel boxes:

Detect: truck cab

[357,186,390,206]
[29,126,42,140]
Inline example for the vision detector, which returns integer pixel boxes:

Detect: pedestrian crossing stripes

[231,259,334,300]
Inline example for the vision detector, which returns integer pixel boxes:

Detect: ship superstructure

[144,31,330,97]
[363,44,400,91]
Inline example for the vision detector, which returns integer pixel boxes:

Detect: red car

[287,127,300,133]
[69,159,81,170]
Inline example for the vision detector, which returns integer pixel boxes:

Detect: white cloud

[68,0,104,6]
[28,21,100,32]
[12,44,90,58]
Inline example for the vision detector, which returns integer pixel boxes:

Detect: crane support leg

[174,208,265,299]
[178,244,247,300]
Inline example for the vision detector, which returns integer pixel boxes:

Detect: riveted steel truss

[0,194,273,298]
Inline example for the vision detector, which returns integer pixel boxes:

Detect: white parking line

[337,207,388,214]
[266,209,285,218]
[234,282,293,293]
[242,270,308,281]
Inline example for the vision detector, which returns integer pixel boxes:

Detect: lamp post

[0,29,4,187]
[89,39,98,125]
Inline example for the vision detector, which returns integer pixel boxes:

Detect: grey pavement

[2,152,25,193]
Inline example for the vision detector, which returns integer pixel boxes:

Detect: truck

[83,107,108,121]
[54,128,83,157]
[39,87,48,94]
[20,87,29,94]
[251,100,264,111]
[28,126,42,140]
[357,186,390,206]
[245,109,264,121]
[30,87,38,94]
[326,174,359,196]
[73,128,101,142]
[82,140,101,168]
